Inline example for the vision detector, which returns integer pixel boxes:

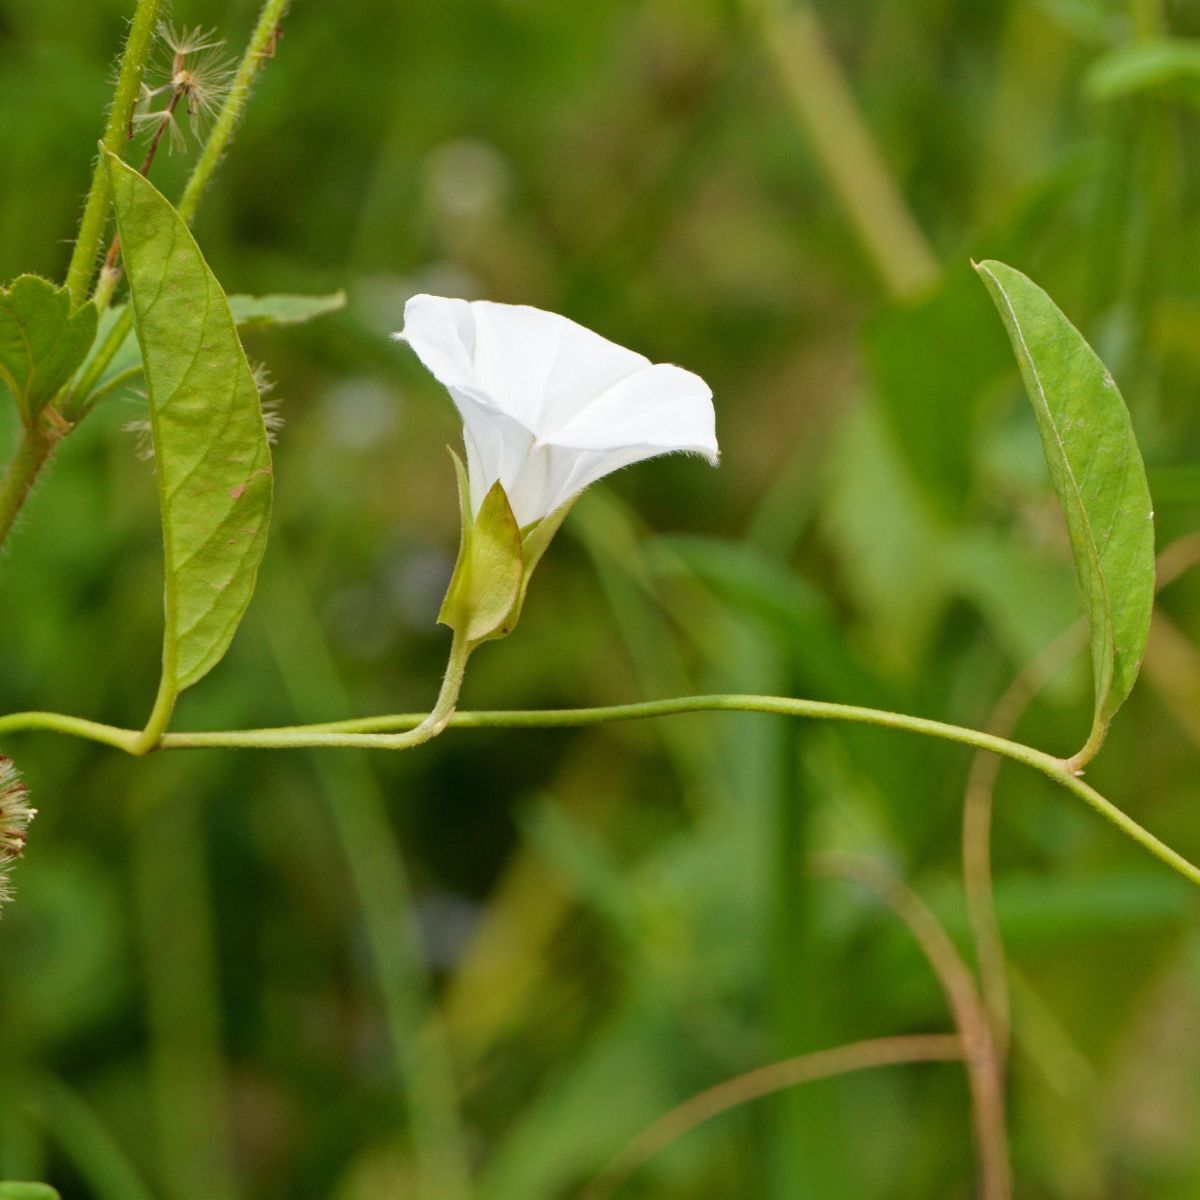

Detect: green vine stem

[0,426,61,547]
[0,0,294,556]
[2,694,1196,886]
[75,0,292,394]
[176,0,291,225]
[63,0,165,309]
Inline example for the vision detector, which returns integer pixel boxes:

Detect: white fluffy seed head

[0,756,35,911]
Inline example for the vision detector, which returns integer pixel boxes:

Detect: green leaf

[438,453,523,643]
[105,151,273,715]
[0,1185,62,1200]
[0,275,96,424]
[227,291,347,328]
[976,260,1155,756]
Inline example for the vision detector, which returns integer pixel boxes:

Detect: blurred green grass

[3,0,1200,1196]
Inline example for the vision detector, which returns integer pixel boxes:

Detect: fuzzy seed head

[136,22,235,149]
[0,756,35,911]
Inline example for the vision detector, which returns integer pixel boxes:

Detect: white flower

[396,295,718,527]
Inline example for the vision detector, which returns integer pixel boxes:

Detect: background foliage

[3,0,1200,1196]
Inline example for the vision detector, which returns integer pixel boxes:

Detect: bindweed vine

[1,3,1199,1197]
[0,2,1195,899]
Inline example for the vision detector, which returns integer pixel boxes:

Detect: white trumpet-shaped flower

[396,295,718,527]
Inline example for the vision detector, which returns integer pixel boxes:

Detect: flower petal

[398,295,719,525]
[395,294,478,396]
[550,363,717,460]
[452,388,536,517]
[399,295,653,435]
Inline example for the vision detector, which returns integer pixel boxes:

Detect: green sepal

[438,450,524,644]
[0,275,97,425]
[0,1184,62,1200]
[499,498,577,634]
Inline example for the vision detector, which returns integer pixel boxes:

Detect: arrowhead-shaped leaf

[976,260,1155,758]
[105,151,273,715]
[0,275,96,424]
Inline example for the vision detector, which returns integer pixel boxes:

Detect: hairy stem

[580,1034,963,1200]
[177,0,291,225]
[63,0,165,308]
[0,428,60,548]
[93,89,186,313]
[81,0,293,380]
[0,0,293,554]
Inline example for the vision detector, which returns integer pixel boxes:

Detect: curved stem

[63,308,134,422]
[0,710,141,752]
[71,365,144,423]
[2,692,1197,884]
[815,855,1011,1200]
[0,428,60,548]
[176,0,292,225]
[63,0,165,309]
[579,1034,963,1200]
[962,623,1087,1064]
[0,0,294,555]
[383,632,472,751]
[963,535,1200,1057]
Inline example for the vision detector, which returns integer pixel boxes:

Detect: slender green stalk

[0,710,140,751]
[71,365,144,423]
[581,1034,963,1200]
[63,307,134,421]
[3,693,1196,885]
[63,0,164,308]
[962,625,1085,1064]
[816,856,1011,1200]
[72,0,293,407]
[0,0,293,554]
[0,429,59,548]
[177,0,291,225]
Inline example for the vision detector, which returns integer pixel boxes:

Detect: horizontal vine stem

[1,694,1197,885]
[0,710,142,752]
